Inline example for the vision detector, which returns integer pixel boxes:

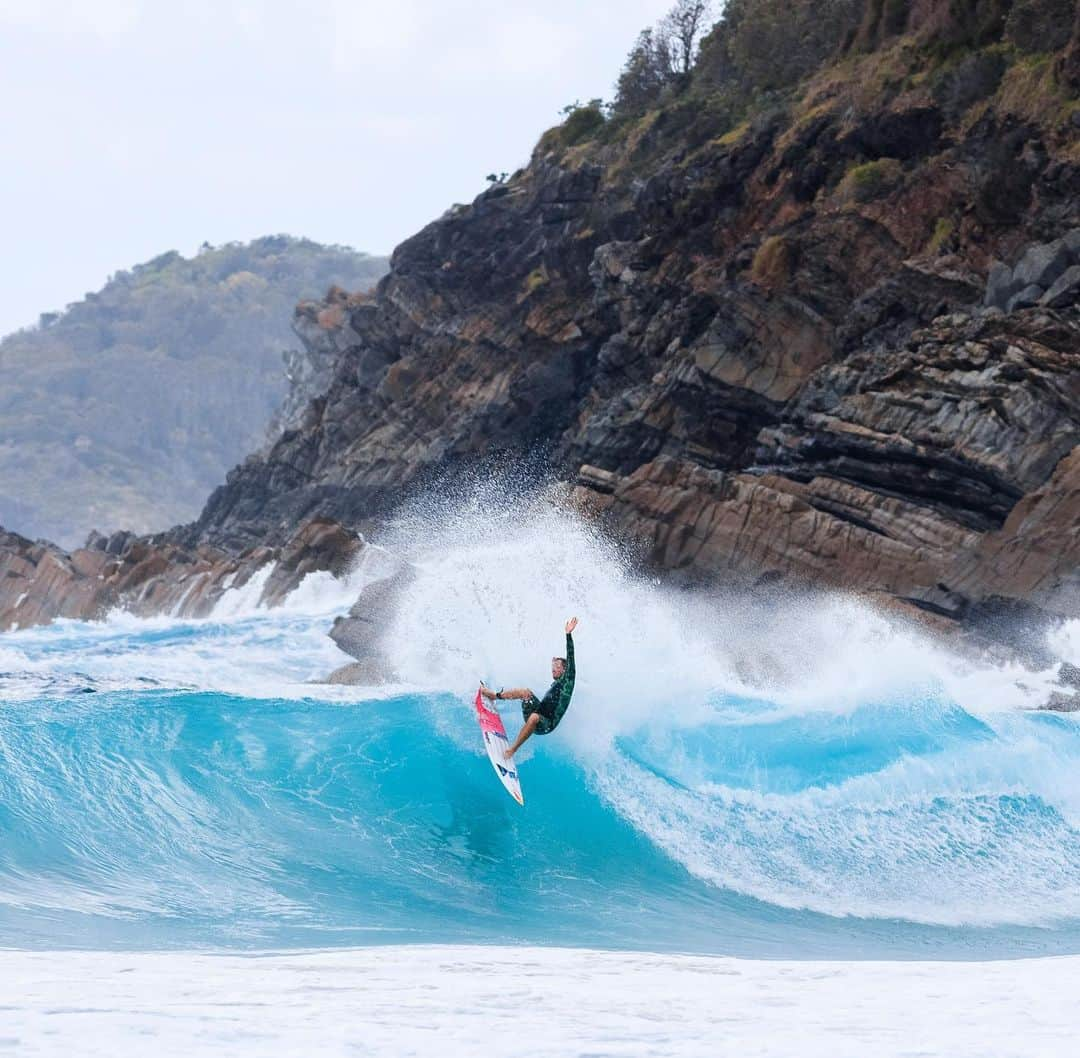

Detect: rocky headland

[0,518,364,630]
[2,0,1079,691]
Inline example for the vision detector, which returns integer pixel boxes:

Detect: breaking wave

[1,500,1079,956]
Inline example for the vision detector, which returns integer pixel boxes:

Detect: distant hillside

[0,236,388,547]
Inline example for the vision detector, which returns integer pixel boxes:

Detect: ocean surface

[2,507,1080,1053]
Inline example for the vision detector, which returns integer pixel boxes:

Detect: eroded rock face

[327,561,415,683]
[176,26,1080,645]
[0,518,364,631]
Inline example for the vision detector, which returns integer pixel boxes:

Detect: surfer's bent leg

[505,713,542,760]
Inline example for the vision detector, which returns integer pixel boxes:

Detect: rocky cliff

[178,0,1080,643]
[0,518,365,631]
[3,0,1079,658]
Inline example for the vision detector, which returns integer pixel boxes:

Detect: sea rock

[259,518,364,607]
[323,659,395,686]
[0,518,366,631]
[328,562,415,669]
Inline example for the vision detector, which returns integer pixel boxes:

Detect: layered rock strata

[183,38,1080,640]
[0,519,362,631]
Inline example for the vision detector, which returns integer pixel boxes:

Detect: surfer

[481,617,578,759]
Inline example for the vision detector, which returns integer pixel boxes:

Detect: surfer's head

[551,657,566,678]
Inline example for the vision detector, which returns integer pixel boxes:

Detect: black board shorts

[522,695,557,736]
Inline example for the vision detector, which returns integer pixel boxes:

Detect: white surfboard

[475,687,524,806]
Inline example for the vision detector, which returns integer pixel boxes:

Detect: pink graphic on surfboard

[475,687,524,806]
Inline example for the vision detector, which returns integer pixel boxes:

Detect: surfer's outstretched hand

[565,617,578,634]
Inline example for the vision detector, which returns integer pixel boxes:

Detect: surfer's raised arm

[563,617,577,682]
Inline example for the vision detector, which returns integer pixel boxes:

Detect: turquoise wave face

[2,506,1079,957]
[1,676,1079,957]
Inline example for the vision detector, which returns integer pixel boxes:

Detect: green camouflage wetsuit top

[523,632,576,735]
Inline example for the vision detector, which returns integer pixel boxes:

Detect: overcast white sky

[0,0,676,335]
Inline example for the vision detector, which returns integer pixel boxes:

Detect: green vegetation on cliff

[539,0,1077,173]
[0,237,388,547]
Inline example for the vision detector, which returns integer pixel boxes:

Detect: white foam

[1049,618,1080,666]
[591,727,1080,927]
[381,499,1072,745]
[1,945,1077,1058]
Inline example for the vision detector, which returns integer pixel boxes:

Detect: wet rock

[259,518,364,607]
[323,659,395,685]
[106,530,133,556]
[328,562,415,667]
[0,518,367,631]
[84,530,108,552]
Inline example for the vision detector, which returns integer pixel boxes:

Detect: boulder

[258,518,364,607]
[1040,264,1080,308]
[105,530,133,556]
[323,659,395,685]
[84,530,108,551]
[984,261,1021,309]
[1012,238,1072,291]
[1007,284,1045,312]
[329,562,415,664]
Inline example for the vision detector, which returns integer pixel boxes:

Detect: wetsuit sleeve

[553,633,575,722]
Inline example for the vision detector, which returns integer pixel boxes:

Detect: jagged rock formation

[0,518,363,631]
[985,231,1080,309]
[263,286,377,444]
[179,1,1080,642]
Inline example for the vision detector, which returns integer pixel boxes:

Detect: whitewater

[2,502,1079,1054]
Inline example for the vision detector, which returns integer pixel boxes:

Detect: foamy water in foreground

[2,502,1080,1052]
[4,946,1078,1057]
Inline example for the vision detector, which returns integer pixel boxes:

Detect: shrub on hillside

[561,101,607,145]
[839,157,905,202]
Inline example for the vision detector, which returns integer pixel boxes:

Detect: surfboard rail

[475,687,524,806]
